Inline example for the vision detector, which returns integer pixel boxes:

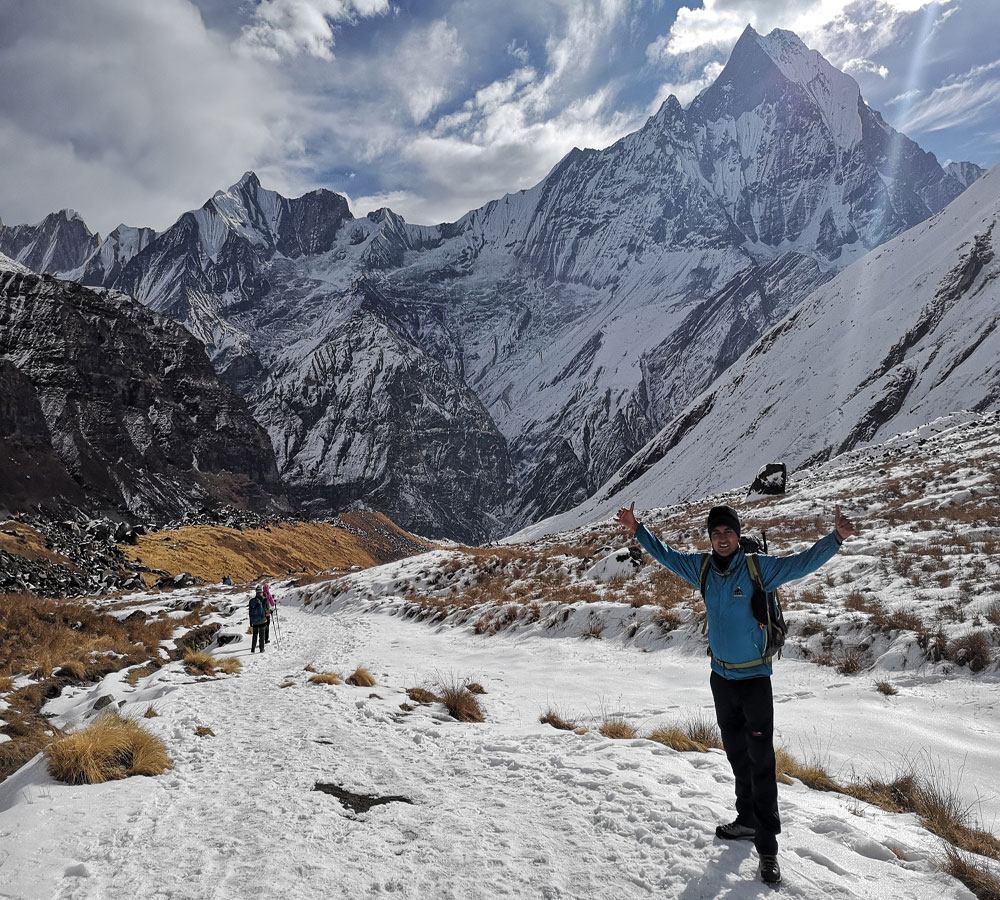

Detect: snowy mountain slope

[0,208,100,273]
[523,163,1000,538]
[5,28,983,538]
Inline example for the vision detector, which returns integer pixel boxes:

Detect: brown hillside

[121,512,432,585]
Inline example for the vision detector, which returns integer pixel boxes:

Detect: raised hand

[835,503,856,540]
[617,501,639,535]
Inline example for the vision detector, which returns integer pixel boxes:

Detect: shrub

[944,848,1000,900]
[683,714,723,750]
[775,748,841,791]
[599,719,636,740]
[539,708,576,731]
[406,687,440,704]
[439,683,484,722]
[985,599,1000,627]
[648,726,706,752]
[947,632,993,672]
[183,649,218,676]
[846,769,1000,860]
[45,711,172,784]
[875,680,898,696]
[309,672,342,685]
[837,647,868,675]
[346,667,376,687]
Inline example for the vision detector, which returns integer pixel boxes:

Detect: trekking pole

[271,607,281,649]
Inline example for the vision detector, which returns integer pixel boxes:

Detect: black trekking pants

[710,671,780,855]
[251,623,267,652]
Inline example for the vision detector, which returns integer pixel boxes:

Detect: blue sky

[1,0,997,235]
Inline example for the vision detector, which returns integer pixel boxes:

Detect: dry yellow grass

[438,684,484,722]
[183,650,219,676]
[774,748,842,791]
[599,719,637,739]
[944,848,1000,900]
[45,711,172,784]
[346,667,376,687]
[309,672,342,685]
[120,513,431,585]
[0,520,79,568]
[407,687,440,704]
[195,726,215,737]
[539,708,576,731]
[648,726,709,752]
[219,658,243,675]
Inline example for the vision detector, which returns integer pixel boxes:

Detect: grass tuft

[219,657,243,675]
[944,848,1000,900]
[438,682,485,722]
[774,748,842,791]
[599,718,636,740]
[308,672,342,685]
[45,711,172,784]
[346,667,376,687]
[465,682,486,694]
[539,708,576,731]
[143,705,158,719]
[406,687,440,705]
[875,679,898,696]
[183,649,218,676]
[195,726,215,737]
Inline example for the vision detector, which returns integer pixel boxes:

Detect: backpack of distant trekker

[249,592,267,626]
[698,531,788,666]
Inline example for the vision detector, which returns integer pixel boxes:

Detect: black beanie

[706,505,741,536]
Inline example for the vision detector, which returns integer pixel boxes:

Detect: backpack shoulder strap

[745,553,763,591]
[698,554,712,597]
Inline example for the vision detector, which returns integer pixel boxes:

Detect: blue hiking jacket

[635,525,842,679]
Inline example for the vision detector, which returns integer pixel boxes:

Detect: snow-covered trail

[1,599,982,900]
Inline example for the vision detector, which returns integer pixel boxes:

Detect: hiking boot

[759,854,781,885]
[715,820,756,841]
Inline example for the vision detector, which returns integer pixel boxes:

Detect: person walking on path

[249,585,268,654]
[262,583,276,644]
[615,501,856,885]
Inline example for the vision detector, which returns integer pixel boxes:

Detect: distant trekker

[616,501,855,886]
[249,585,268,653]
[262,583,276,644]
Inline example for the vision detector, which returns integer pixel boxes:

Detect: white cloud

[0,0,307,233]
[899,58,1000,132]
[842,57,889,78]
[237,0,390,60]
[651,0,953,66]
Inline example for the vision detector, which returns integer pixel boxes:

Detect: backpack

[698,531,788,667]
[249,594,266,625]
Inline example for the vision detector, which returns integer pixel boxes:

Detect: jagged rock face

[0,271,285,521]
[0,210,100,273]
[0,358,88,513]
[253,300,513,542]
[16,28,985,538]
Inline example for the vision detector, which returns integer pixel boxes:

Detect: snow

[4,413,999,899]
[0,251,29,274]
[1,581,992,899]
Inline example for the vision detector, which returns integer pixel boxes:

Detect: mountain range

[0,25,991,540]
